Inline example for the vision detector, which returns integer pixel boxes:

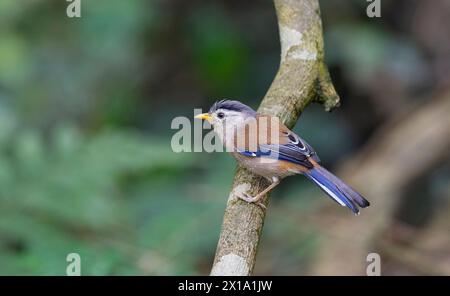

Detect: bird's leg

[238,177,280,208]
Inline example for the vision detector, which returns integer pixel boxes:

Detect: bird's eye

[217,112,225,119]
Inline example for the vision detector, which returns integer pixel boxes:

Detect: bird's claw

[238,192,253,202]
[256,202,266,210]
[237,193,266,210]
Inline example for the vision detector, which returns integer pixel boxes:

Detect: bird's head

[195,100,257,147]
[195,99,256,127]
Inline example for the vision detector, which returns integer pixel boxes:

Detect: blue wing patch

[237,144,314,169]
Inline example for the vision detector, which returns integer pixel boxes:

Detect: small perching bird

[195,100,370,215]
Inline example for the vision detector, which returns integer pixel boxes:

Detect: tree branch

[210,0,339,276]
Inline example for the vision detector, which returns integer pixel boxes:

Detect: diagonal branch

[210,0,339,276]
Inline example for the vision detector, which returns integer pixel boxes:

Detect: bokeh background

[0,0,449,275]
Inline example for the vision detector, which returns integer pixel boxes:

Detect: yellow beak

[195,113,212,123]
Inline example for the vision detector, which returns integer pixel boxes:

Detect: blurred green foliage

[187,6,250,93]
[0,108,209,274]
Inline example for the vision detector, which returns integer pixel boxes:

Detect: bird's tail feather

[304,166,370,215]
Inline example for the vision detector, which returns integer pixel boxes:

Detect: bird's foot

[237,193,266,210]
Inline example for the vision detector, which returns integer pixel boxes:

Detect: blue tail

[304,166,370,215]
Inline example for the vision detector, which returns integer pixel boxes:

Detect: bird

[195,100,370,215]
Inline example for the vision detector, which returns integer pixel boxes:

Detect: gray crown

[209,100,257,115]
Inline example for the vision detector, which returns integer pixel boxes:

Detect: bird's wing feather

[279,131,321,163]
[236,115,320,167]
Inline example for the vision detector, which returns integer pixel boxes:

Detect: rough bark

[210,0,339,276]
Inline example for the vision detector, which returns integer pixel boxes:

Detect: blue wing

[283,132,321,163]
[237,143,315,169]
[236,133,320,169]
